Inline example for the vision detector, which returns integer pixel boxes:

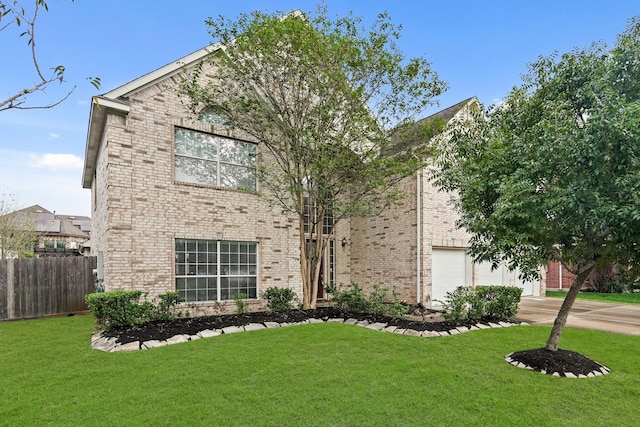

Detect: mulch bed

[101,306,466,344]
[507,348,610,377]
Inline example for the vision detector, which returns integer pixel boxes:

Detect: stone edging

[504,352,611,378]
[91,317,528,353]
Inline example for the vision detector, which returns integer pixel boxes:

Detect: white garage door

[515,268,536,296]
[477,262,508,286]
[431,249,467,303]
[478,263,537,297]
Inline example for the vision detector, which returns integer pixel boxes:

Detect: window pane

[176,264,185,275]
[219,138,256,166]
[175,156,217,186]
[219,163,256,191]
[175,128,217,160]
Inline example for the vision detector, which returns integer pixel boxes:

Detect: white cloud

[49,132,60,139]
[0,149,90,216]
[28,153,84,171]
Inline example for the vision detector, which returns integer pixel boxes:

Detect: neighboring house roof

[4,205,91,239]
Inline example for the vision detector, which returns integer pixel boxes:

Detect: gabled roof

[81,9,307,189]
[81,43,223,188]
[387,97,480,154]
[421,97,478,124]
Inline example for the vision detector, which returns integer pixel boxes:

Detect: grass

[1,316,640,426]
[546,290,640,305]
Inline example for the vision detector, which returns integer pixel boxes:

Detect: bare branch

[0,0,99,112]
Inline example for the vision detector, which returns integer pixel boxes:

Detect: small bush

[156,291,182,320]
[476,286,522,319]
[438,287,484,322]
[262,287,297,312]
[327,283,407,319]
[234,293,249,314]
[326,283,368,313]
[439,285,522,322]
[85,290,183,330]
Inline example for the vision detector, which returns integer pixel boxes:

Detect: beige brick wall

[90,66,351,314]
[350,175,419,302]
[420,169,472,305]
[348,165,471,305]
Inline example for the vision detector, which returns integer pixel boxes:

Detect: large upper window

[304,196,334,235]
[174,127,257,190]
[175,239,258,302]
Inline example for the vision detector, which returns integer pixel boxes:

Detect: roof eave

[81,43,225,190]
[81,97,130,189]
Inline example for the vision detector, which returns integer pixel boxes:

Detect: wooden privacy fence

[0,256,97,321]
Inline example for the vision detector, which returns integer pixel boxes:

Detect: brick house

[351,99,544,305]
[1,205,91,257]
[81,45,543,315]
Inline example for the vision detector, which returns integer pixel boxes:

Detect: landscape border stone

[504,352,610,378]
[91,317,526,353]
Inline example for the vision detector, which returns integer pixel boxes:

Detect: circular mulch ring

[506,348,610,378]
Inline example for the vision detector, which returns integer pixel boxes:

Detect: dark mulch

[102,306,478,345]
[508,348,609,377]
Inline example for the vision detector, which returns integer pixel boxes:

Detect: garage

[431,250,538,303]
[431,248,468,303]
[478,262,537,296]
[515,269,536,296]
[477,261,509,286]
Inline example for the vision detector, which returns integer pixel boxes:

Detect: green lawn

[2,315,640,426]
[546,290,640,305]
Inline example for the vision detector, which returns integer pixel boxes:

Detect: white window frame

[174,127,257,191]
[175,238,258,302]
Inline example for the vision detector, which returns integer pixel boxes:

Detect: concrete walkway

[515,296,640,337]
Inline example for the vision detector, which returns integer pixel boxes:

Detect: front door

[308,239,334,301]
[317,256,324,300]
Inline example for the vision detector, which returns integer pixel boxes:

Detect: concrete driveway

[515,296,640,337]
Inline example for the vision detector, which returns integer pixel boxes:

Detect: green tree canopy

[434,17,640,351]
[182,6,447,308]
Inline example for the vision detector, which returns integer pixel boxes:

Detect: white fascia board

[92,97,130,114]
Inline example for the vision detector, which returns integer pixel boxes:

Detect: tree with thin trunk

[0,194,39,258]
[0,0,100,111]
[182,6,447,309]
[434,16,640,352]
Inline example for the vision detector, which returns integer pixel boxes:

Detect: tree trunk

[545,265,593,351]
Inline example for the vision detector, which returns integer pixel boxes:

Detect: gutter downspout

[416,169,422,304]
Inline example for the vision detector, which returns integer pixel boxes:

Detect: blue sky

[1,0,638,216]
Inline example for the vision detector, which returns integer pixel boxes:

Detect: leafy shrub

[234,293,249,314]
[85,290,183,330]
[262,287,297,312]
[438,286,483,322]
[475,286,522,319]
[439,285,522,322]
[326,283,368,312]
[156,291,182,320]
[327,283,407,319]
